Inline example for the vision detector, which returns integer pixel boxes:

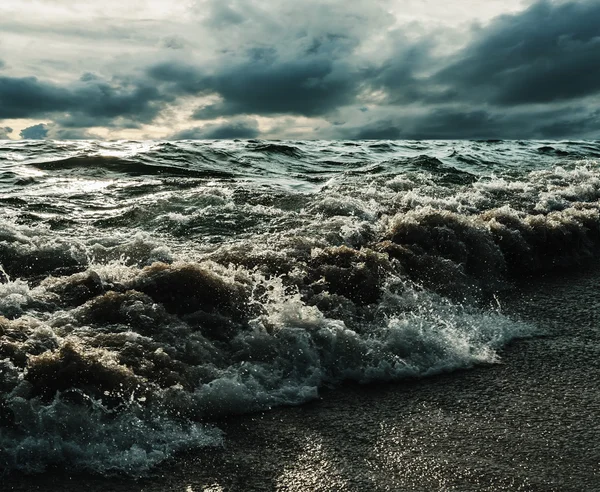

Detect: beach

[6,266,599,491]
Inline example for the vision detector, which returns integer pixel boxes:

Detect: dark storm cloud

[342,111,503,140]
[352,122,402,140]
[435,0,600,105]
[341,0,600,139]
[146,62,207,95]
[406,110,505,140]
[343,106,600,140]
[169,118,260,139]
[0,77,71,118]
[367,40,439,105]
[192,59,358,118]
[20,124,48,139]
[149,54,360,119]
[535,109,600,139]
[0,74,166,126]
[146,0,389,120]
[148,0,600,127]
[2,0,600,139]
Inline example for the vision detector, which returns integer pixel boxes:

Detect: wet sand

[5,268,600,492]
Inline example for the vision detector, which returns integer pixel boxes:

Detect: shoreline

[5,269,600,491]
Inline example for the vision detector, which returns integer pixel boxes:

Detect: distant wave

[31,155,235,178]
[246,142,305,157]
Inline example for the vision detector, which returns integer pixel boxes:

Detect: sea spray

[1,139,599,474]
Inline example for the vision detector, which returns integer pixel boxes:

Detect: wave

[381,204,600,299]
[246,142,305,157]
[537,145,572,156]
[0,259,532,474]
[30,155,235,179]
[1,139,600,476]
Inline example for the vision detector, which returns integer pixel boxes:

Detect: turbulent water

[0,139,599,476]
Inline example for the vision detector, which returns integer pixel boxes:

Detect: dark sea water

[0,140,599,488]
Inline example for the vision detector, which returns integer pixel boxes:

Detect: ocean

[1,139,599,491]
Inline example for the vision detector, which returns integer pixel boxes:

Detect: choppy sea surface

[0,139,599,476]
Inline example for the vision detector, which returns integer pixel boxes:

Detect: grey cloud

[2,0,600,140]
[536,109,600,139]
[19,123,99,140]
[405,110,505,140]
[49,127,101,140]
[149,53,361,119]
[161,36,186,50]
[192,58,358,118]
[204,1,246,27]
[0,18,159,45]
[147,62,207,95]
[0,74,167,126]
[148,0,393,119]
[344,105,600,140]
[198,0,393,51]
[436,0,600,105]
[368,39,439,105]
[340,0,600,140]
[159,1,600,124]
[0,77,72,118]
[0,126,12,139]
[20,124,48,139]
[352,122,402,140]
[169,118,260,140]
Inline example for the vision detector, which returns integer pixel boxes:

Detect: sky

[0,0,599,140]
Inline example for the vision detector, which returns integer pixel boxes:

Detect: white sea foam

[1,139,598,475]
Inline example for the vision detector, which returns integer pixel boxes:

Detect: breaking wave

[1,139,599,475]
